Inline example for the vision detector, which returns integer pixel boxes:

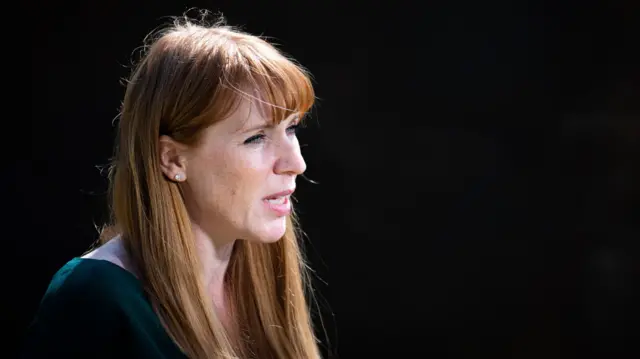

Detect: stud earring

[174,174,183,181]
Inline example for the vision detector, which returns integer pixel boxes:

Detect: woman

[23,15,321,359]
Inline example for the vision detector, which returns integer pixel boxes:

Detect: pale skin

[83,98,306,322]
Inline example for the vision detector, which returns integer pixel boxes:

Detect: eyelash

[243,123,300,145]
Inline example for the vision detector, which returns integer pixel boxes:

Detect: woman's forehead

[224,97,298,133]
[226,98,268,132]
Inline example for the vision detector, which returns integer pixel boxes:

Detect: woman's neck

[191,223,236,328]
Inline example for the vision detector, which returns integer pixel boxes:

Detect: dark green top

[21,257,187,358]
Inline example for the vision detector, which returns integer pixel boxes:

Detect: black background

[18,0,640,358]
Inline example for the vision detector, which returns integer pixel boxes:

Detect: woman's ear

[159,135,188,182]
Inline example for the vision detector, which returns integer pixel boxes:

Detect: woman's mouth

[266,196,287,205]
[263,189,294,216]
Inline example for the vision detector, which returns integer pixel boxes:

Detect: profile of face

[160,97,306,245]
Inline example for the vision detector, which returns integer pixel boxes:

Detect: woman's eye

[243,134,266,145]
[244,123,300,145]
[287,123,300,135]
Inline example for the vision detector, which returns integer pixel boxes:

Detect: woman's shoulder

[81,235,138,276]
[22,250,174,358]
[40,255,142,312]
[32,237,147,324]
[33,237,143,316]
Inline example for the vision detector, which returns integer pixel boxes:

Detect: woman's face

[162,99,306,245]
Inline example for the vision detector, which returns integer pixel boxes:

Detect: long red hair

[100,14,320,359]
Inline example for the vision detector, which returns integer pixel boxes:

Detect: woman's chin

[243,234,284,244]
[244,226,286,244]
